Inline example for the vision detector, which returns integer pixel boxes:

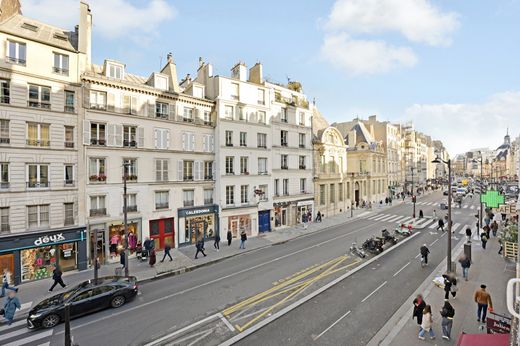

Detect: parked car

[27,276,138,329]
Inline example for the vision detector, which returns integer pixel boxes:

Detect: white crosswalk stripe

[451,223,461,233]
[459,224,471,234]
[371,214,388,221]
[470,205,475,210]
[387,215,404,222]
[400,217,415,224]
[463,205,468,209]
[394,216,410,223]
[0,319,54,346]
[378,214,396,222]
[429,221,439,229]
[417,219,435,228]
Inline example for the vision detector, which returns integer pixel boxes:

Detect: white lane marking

[470,205,475,210]
[0,319,26,332]
[19,302,32,311]
[3,330,53,346]
[451,223,461,232]
[415,253,421,259]
[358,211,371,218]
[219,313,236,332]
[459,225,470,234]
[429,222,438,229]
[37,342,50,346]
[2,327,28,339]
[393,262,411,277]
[367,215,381,220]
[372,214,389,221]
[312,310,351,341]
[387,215,403,222]
[463,205,468,209]
[361,281,388,303]
[430,238,440,246]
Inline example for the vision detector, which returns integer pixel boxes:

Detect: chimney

[160,52,180,93]
[0,0,21,22]
[167,52,173,63]
[231,62,247,82]
[348,129,356,147]
[198,57,203,68]
[79,1,92,66]
[249,62,263,84]
[369,115,376,123]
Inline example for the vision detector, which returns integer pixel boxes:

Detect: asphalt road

[1,191,479,346]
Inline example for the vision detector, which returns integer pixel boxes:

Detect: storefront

[228,214,251,237]
[0,227,87,285]
[274,202,291,228]
[89,219,142,264]
[178,205,218,246]
[296,199,314,223]
[149,218,174,250]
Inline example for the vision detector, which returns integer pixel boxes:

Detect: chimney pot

[167,52,173,63]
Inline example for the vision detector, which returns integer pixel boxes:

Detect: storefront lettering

[185,208,211,216]
[34,233,65,246]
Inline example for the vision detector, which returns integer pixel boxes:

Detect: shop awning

[456,333,509,346]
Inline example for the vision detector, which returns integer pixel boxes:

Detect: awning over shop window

[456,333,509,346]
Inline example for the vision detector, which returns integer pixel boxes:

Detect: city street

[0,192,483,346]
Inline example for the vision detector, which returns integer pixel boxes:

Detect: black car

[27,276,138,329]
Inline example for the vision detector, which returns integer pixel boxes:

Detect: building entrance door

[190,220,207,243]
[355,181,360,206]
[149,218,175,250]
[258,210,270,232]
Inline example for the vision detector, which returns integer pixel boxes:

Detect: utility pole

[64,303,71,346]
[447,159,452,273]
[411,166,416,218]
[123,162,129,277]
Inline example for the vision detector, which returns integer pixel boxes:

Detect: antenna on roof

[286,75,291,83]
[159,56,163,70]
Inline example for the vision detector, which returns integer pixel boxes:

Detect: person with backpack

[412,294,426,326]
[440,300,455,340]
[2,290,21,325]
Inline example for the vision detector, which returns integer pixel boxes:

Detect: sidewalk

[374,230,514,345]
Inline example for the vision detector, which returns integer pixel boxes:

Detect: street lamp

[432,156,452,273]
[123,162,130,277]
[411,166,416,218]
[472,154,484,232]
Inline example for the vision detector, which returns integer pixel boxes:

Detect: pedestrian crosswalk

[0,300,54,346]
[403,200,478,210]
[362,212,474,234]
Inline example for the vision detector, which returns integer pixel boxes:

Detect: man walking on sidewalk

[49,265,66,292]
[474,284,493,323]
[459,254,471,281]
[239,230,247,249]
[465,227,472,243]
[160,242,173,262]
[214,233,221,251]
[440,300,455,340]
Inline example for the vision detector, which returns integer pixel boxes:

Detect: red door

[149,218,175,250]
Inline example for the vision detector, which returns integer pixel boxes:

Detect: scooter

[362,237,384,254]
[381,229,399,245]
[349,242,366,258]
[394,224,412,237]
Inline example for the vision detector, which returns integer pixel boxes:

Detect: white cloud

[22,0,176,39]
[321,33,417,75]
[405,91,520,155]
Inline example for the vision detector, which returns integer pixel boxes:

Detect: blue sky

[24,0,520,155]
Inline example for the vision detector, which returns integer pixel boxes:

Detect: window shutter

[148,102,155,118]
[211,161,216,179]
[131,96,138,115]
[155,160,161,181]
[163,160,169,181]
[107,124,116,146]
[210,135,215,152]
[154,129,159,148]
[165,130,170,149]
[182,132,186,151]
[177,160,183,181]
[107,93,115,112]
[169,104,176,120]
[82,120,90,145]
[137,127,144,148]
[197,161,204,180]
[115,124,123,147]
[190,133,195,151]
[83,89,91,108]
[202,135,208,152]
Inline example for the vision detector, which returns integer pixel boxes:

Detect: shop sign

[486,313,511,334]
[0,227,86,254]
[34,233,65,246]
[178,205,217,218]
[297,200,314,207]
[62,249,73,257]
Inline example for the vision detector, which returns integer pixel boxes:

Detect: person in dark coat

[491,221,498,237]
[239,231,247,249]
[149,248,157,266]
[214,233,221,251]
[419,210,424,218]
[443,274,457,299]
[316,211,322,222]
[459,254,471,281]
[49,266,66,292]
[160,243,173,262]
[227,230,232,246]
[413,294,426,325]
[120,250,126,268]
[437,218,445,231]
[481,232,488,249]
[420,244,430,265]
[440,300,455,340]
[195,238,207,259]
[3,290,21,325]
[465,227,472,243]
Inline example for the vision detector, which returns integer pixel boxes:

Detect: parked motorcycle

[349,242,366,258]
[381,229,399,245]
[362,237,384,254]
[394,224,412,237]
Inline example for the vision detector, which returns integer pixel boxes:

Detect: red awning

[456,333,510,346]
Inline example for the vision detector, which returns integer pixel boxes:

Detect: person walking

[498,238,503,255]
[148,247,157,267]
[491,220,498,237]
[437,218,445,232]
[160,242,173,262]
[412,294,426,326]
[227,230,232,246]
[195,238,206,259]
[214,234,221,251]
[120,250,126,268]
[316,211,322,222]
[419,209,424,218]
[418,305,435,340]
[432,209,437,220]
[443,274,457,299]
[2,290,21,325]
[465,227,472,243]
[459,254,471,281]
[474,284,493,323]
[420,244,430,266]
[239,230,247,249]
[1,269,17,298]
[440,300,455,340]
[49,266,66,292]
[481,231,488,249]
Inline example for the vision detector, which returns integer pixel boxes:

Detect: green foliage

[499,223,518,243]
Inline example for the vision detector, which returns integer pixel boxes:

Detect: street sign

[480,190,505,209]
[486,312,511,334]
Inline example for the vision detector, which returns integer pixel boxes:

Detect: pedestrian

[412,294,426,326]
[48,265,66,292]
[214,233,221,251]
[419,209,424,218]
[1,269,17,298]
[160,242,173,262]
[459,254,471,281]
[443,274,457,299]
[483,225,491,239]
[148,247,157,266]
[418,305,435,340]
[440,300,455,340]
[227,230,232,246]
[2,290,21,325]
[474,284,493,323]
[120,250,126,268]
[437,218,445,232]
[239,230,247,249]
[498,238,503,255]
[491,221,498,237]
[302,213,308,230]
[481,231,488,249]
[316,211,322,222]
[432,209,437,220]
[143,237,153,257]
[195,238,206,259]
[420,244,430,266]
[465,227,472,243]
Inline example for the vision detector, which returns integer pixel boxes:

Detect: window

[183,107,194,122]
[89,91,107,110]
[225,157,234,174]
[283,179,289,196]
[203,111,211,125]
[27,123,50,147]
[183,160,194,181]
[224,105,234,120]
[280,108,288,122]
[89,158,106,182]
[65,126,74,148]
[226,186,234,205]
[154,128,170,149]
[320,155,326,173]
[125,194,137,212]
[281,155,288,170]
[300,178,306,194]
[0,119,8,143]
[1,163,8,188]
[0,79,10,104]
[330,184,335,203]
[27,164,49,188]
[241,185,249,204]
[238,107,245,121]
[155,159,168,181]
[64,203,74,226]
[53,53,69,75]
[90,123,106,145]
[230,83,240,100]
[123,159,137,181]
[122,95,138,115]
[274,179,280,196]
[204,189,213,205]
[258,111,266,124]
[240,132,247,147]
[258,158,267,175]
[240,157,249,174]
[155,191,169,209]
[299,156,306,169]
[257,89,265,105]
[281,131,288,147]
[329,156,336,173]
[0,207,8,233]
[225,130,233,146]
[123,126,137,147]
[320,185,326,205]
[183,190,194,207]
[156,102,169,119]
[181,132,195,151]
[257,133,267,148]
[64,164,74,186]
[89,196,106,216]
[107,64,123,79]
[299,112,305,126]
[339,183,344,201]
[204,161,214,180]
[299,133,305,148]
[258,185,268,201]
[27,205,49,228]
[28,85,51,109]
[6,40,26,64]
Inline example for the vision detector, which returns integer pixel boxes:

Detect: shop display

[185,214,215,243]
[21,246,56,281]
[109,222,139,257]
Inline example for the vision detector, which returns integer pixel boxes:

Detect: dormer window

[106,63,124,79]
[155,75,168,91]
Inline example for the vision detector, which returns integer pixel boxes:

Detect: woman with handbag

[418,305,435,340]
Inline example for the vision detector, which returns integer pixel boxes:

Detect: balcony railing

[52,67,69,75]
[156,111,169,119]
[64,180,75,187]
[6,56,25,65]
[26,181,50,188]
[0,137,9,144]
[89,175,107,182]
[90,208,107,217]
[259,171,268,175]
[124,205,138,213]
[226,171,234,175]
[204,175,214,181]
[281,165,288,170]
[299,144,306,148]
[26,139,50,147]
[64,105,75,113]
[183,175,194,181]
[0,96,9,104]
[281,141,288,147]
[28,101,51,109]
[64,141,74,148]
[64,217,75,226]
[299,165,306,170]
[123,140,137,148]
[89,103,107,111]
[226,142,233,147]
[258,144,267,149]
[182,117,194,123]
[0,225,10,234]
[204,199,213,205]
[124,175,138,182]
[0,182,9,189]
[155,202,169,209]
[281,118,288,123]
[90,138,106,146]
[257,100,265,105]
[183,200,194,207]
[241,171,250,175]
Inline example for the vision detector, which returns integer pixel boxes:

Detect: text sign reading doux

[34,233,65,246]
[0,228,86,254]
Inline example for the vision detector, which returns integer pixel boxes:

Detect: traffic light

[412,195,417,203]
